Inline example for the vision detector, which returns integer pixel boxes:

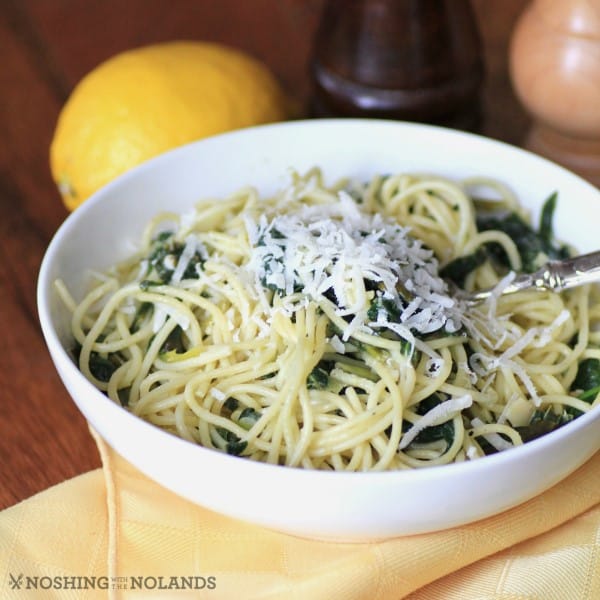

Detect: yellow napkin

[1,430,599,600]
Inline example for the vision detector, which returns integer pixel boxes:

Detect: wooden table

[0,0,530,510]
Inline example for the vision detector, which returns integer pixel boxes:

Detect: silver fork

[453,250,600,305]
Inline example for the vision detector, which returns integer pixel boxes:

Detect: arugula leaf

[367,295,402,323]
[539,191,558,245]
[440,248,487,287]
[89,354,118,383]
[476,193,569,273]
[212,427,247,456]
[516,406,575,443]
[159,325,186,355]
[223,397,239,413]
[571,357,600,394]
[237,407,261,430]
[307,362,333,390]
[144,231,204,285]
[571,358,600,404]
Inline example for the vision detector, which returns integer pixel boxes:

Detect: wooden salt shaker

[310,0,484,130]
[510,0,600,186]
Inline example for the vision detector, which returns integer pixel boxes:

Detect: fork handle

[510,250,600,293]
[541,250,600,291]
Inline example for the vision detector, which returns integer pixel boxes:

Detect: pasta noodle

[56,168,600,471]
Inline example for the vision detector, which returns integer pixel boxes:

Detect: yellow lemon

[50,41,291,210]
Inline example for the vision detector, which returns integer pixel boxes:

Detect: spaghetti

[56,168,600,470]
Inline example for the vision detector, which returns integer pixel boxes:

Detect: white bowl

[37,119,600,541]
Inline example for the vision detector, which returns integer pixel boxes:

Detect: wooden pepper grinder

[510,0,600,186]
[310,0,484,130]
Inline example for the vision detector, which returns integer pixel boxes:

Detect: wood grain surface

[0,0,529,509]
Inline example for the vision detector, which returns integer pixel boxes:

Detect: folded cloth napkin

[1,429,599,600]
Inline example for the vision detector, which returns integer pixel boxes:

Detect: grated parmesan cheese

[151,304,190,333]
[170,235,197,285]
[329,335,346,353]
[245,190,466,345]
[399,394,473,450]
[210,387,226,401]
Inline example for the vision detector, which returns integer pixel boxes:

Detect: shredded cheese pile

[245,191,463,343]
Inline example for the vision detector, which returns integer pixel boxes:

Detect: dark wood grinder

[310,0,484,131]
